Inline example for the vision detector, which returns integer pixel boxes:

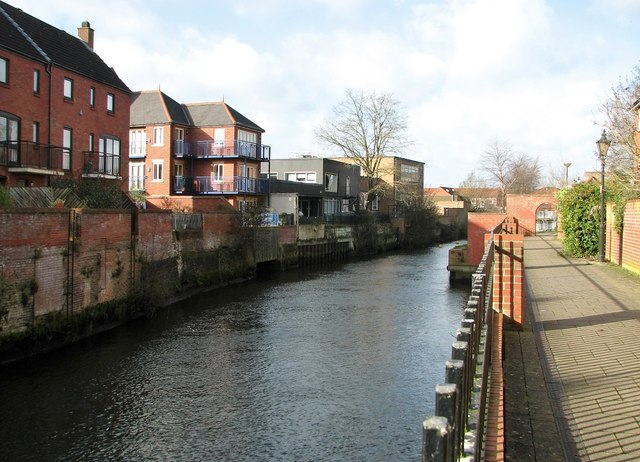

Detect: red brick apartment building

[129,90,270,210]
[0,1,131,188]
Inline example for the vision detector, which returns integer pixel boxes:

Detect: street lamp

[563,162,572,186]
[596,130,611,263]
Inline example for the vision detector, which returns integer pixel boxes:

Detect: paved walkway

[505,235,640,461]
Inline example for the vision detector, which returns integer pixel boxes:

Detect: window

[129,162,145,191]
[32,122,39,143]
[325,172,337,192]
[152,127,164,146]
[400,164,420,182]
[0,58,7,84]
[285,172,317,183]
[62,127,72,170]
[33,70,40,94]
[174,162,184,177]
[90,87,95,107]
[346,176,351,195]
[99,136,120,175]
[237,129,257,157]
[152,160,163,181]
[64,77,73,100]
[175,128,184,155]
[130,129,146,157]
[214,128,225,146]
[88,133,94,151]
[342,199,350,213]
[106,93,114,113]
[0,113,19,163]
[213,164,224,182]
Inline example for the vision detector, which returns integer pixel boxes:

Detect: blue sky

[7,0,640,187]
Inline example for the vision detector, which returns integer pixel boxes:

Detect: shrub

[556,182,600,257]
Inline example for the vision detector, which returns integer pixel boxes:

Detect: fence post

[422,416,451,462]
[436,383,458,461]
[446,359,464,459]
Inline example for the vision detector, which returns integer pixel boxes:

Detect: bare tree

[458,171,488,189]
[315,89,410,207]
[481,139,541,208]
[598,66,640,187]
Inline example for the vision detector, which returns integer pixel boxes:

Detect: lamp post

[596,130,611,263]
[563,162,572,186]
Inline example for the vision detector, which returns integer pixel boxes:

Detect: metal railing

[0,141,65,171]
[173,139,271,160]
[173,175,269,195]
[422,238,495,461]
[83,150,121,176]
[173,213,203,230]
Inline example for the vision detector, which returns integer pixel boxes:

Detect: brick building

[129,90,270,210]
[0,1,131,188]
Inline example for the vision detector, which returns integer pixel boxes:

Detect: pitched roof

[130,90,265,132]
[130,90,191,125]
[0,1,130,93]
[185,102,264,132]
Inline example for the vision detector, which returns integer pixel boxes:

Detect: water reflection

[0,243,469,461]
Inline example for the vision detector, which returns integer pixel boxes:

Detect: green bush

[556,182,600,257]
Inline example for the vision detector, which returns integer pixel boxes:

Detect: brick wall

[0,207,251,337]
[468,213,507,265]
[491,234,524,326]
[506,194,557,235]
[607,199,640,274]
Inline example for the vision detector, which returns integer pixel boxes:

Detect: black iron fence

[0,141,64,170]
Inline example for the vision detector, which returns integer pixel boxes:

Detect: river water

[0,242,469,462]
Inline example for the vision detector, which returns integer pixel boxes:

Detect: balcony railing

[174,140,271,161]
[0,140,65,171]
[129,141,146,158]
[173,175,269,195]
[83,151,121,177]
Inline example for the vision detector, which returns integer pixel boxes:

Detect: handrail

[422,237,495,461]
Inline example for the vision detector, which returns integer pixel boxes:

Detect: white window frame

[90,87,95,107]
[129,162,145,191]
[64,77,73,99]
[62,127,72,170]
[175,128,185,155]
[33,69,40,93]
[106,93,114,113]
[213,164,224,182]
[214,128,225,146]
[346,176,351,195]
[174,162,184,177]
[130,129,146,157]
[0,58,7,84]
[152,127,164,146]
[285,172,317,183]
[152,159,163,182]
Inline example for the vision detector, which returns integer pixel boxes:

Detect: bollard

[445,359,464,459]
[422,416,450,462]
[436,383,458,461]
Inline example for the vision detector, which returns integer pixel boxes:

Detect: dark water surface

[0,243,469,461]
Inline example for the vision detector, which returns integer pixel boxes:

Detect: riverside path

[504,235,640,462]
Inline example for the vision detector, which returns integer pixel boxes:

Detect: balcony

[0,140,65,174]
[173,175,269,195]
[129,141,146,159]
[83,151,121,178]
[174,140,271,161]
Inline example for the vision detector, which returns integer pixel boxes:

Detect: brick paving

[505,235,640,462]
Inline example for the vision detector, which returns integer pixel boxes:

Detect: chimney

[77,21,94,49]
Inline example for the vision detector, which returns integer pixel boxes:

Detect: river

[0,242,469,462]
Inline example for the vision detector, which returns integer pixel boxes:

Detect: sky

[6,0,640,187]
